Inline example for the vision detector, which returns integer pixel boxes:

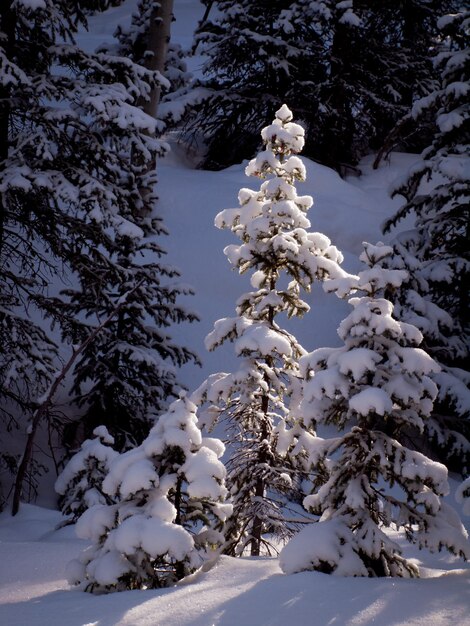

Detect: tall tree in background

[194,105,347,555]
[312,0,446,167]
[178,0,454,172]
[179,0,328,170]
[67,0,198,452]
[0,0,196,508]
[383,10,470,472]
[0,0,110,508]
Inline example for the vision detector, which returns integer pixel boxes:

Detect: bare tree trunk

[140,0,174,119]
[11,282,144,516]
[134,1,174,209]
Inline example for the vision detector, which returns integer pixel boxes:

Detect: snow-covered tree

[68,396,231,592]
[194,105,347,556]
[179,1,454,171]
[55,426,118,524]
[65,0,199,451]
[68,239,199,451]
[280,242,470,577]
[179,1,329,169]
[383,10,470,471]
[0,0,198,471]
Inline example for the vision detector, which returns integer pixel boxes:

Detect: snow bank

[1,507,470,626]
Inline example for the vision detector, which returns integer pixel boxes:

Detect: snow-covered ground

[1,2,469,624]
[0,503,469,626]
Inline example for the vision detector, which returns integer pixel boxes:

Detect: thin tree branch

[11,280,145,516]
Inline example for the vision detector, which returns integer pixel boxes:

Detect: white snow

[279,519,368,576]
[1,504,470,626]
[234,323,293,358]
[349,386,393,416]
[336,348,381,380]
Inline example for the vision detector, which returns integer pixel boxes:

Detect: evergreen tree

[280,242,469,577]
[383,10,470,471]
[194,105,347,555]
[66,0,199,450]
[55,426,118,524]
[313,0,457,166]
[67,225,198,451]
[68,396,231,592]
[0,0,198,476]
[179,0,453,171]
[179,0,328,169]
[0,0,95,509]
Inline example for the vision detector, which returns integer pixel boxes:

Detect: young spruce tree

[55,426,118,524]
[280,242,470,577]
[69,396,231,592]
[194,105,348,556]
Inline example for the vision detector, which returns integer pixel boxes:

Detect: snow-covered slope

[156,148,419,391]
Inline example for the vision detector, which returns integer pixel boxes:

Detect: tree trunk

[134,0,174,211]
[322,4,355,170]
[140,0,174,119]
[250,284,275,556]
[0,1,15,251]
[174,475,186,580]
[401,0,427,109]
[250,392,269,556]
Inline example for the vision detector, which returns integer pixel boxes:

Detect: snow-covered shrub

[194,104,348,556]
[69,396,231,592]
[280,242,470,577]
[55,427,118,523]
